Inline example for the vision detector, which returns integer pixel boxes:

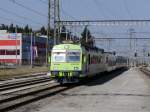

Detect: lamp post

[30,32,33,68]
[15,25,18,66]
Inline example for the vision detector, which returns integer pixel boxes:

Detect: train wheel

[59,78,64,85]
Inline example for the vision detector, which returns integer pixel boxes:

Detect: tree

[8,24,15,33]
[29,28,32,33]
[0,24,8,31]
[40,26,47,35]
[81,26,94,47]
[17,27,24,33]
[0,24,34,33]
[24,24,30,33]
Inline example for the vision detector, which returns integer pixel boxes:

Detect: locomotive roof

[52,44,81,50]
[52,44,105,53]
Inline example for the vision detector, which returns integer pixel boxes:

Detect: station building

[0,31,53,65]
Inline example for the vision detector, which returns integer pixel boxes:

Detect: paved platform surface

[12,68,150,112]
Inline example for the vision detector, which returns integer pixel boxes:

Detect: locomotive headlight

[74,67,79,70]
[64,45,69,49]
[53,67,58,70]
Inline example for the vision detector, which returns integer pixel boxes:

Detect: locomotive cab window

[82,54,86,63]
[66,52,80,62]
[52,52,66,62]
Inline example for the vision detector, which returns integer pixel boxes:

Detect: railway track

[0,76,51,91]
[0,74,53,111]
[0,82,77,112]
[0,73,47,81]
[0,73,78,112]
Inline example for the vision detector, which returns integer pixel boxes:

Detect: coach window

[106,57,108,63]
[99,57,101,63]
[88,54,90,64]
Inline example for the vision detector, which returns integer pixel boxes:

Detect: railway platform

[30,68,150,112]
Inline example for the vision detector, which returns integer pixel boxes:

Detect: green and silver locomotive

[49,43,86,84]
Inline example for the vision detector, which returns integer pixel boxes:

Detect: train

[48,43,127,84]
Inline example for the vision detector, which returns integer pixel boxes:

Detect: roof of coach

[84,46,104,53]
[104,51,116,55]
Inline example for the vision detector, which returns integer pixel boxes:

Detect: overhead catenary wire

[0,16,41,27]
[61,6,77,20]
[60,0,77,20]
[123,0,133,19]
[93,0,108,18]
[0,16,28,26]
[39,0,77,20]
[39,0,47,4]
[0,7,43,26]
[93,0,117,18]
[9,0,47,18]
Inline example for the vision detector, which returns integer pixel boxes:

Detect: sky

[1,0,150,56]
[0,0,150,29]
[62,0,150,20]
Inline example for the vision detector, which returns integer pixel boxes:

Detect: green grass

[0,66,49,80]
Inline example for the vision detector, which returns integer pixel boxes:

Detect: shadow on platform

[82,68,128,87]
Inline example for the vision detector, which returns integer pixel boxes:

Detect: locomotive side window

[82,54,86,63]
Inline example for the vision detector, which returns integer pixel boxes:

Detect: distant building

[0,30,7,34]
[0,32,53,65]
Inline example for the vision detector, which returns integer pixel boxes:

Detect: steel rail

[0,83,77,112]
[0,77,52,91]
